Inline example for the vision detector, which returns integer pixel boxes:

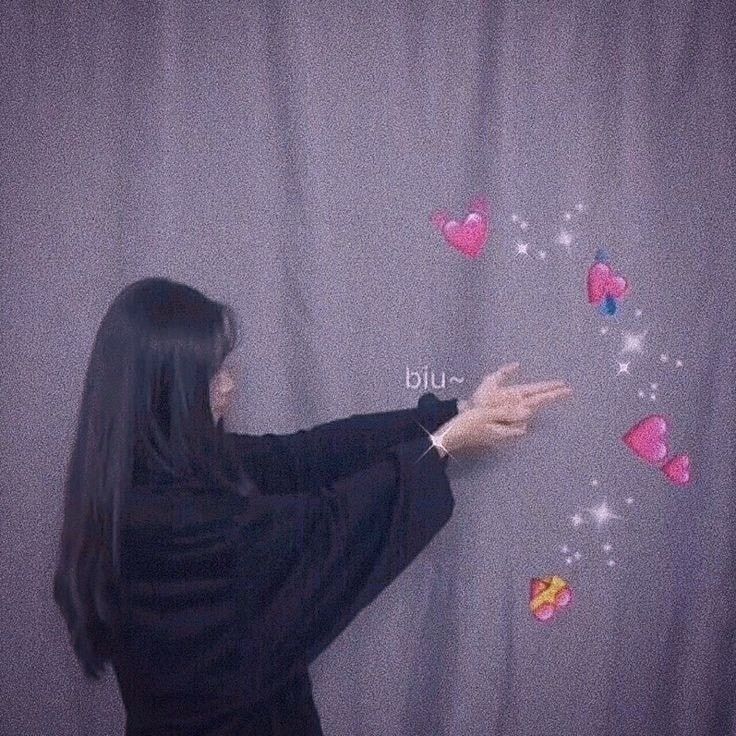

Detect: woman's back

[113,412,456,735]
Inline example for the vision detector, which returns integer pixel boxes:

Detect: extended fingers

[475,386,571,421]
[483,380,569,403]
[514,380,569,396]
[490,422,527,437]
[487,362,521,386]
[524,386,574,408]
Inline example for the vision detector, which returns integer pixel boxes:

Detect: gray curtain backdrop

[2,1,735,734]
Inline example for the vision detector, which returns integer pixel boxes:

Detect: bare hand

[435,362,573,457]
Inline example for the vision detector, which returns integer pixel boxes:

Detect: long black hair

[53,277,250,679]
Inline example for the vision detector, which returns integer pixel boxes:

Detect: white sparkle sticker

[587,499,623,528]
[621,331,647,354]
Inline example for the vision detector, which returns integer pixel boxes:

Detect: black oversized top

[111,392,459,735]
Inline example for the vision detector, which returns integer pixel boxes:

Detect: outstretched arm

[223,392,459,495]
[232,432,455,707]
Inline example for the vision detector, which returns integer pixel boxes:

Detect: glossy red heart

[661,453,691,484]
[430,196,490,259]
[587,263,631,304]
[622,415,669,465]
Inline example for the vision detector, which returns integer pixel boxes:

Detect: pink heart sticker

[587,263,631,304]
[622,415,670,465]
[431,196,490,259]
[662,454,691,484]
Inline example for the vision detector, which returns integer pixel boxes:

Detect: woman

[52,277,573,735]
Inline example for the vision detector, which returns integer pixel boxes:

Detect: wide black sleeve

[223,391,458,496]
[231,433,454,707]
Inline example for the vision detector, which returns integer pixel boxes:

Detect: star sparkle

[556,229,573,254]
[587,499,623,528]
[621,331,647,354]
[428,431,454,460]
[516,241,529,255]
[617,361,630,375]
[414,423,459,465]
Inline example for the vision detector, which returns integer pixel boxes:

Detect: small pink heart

[661,454,691,484]
[443,213,487,258]
[622,415,670,465]
[431,196,490,259]
[587,263,631,304]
